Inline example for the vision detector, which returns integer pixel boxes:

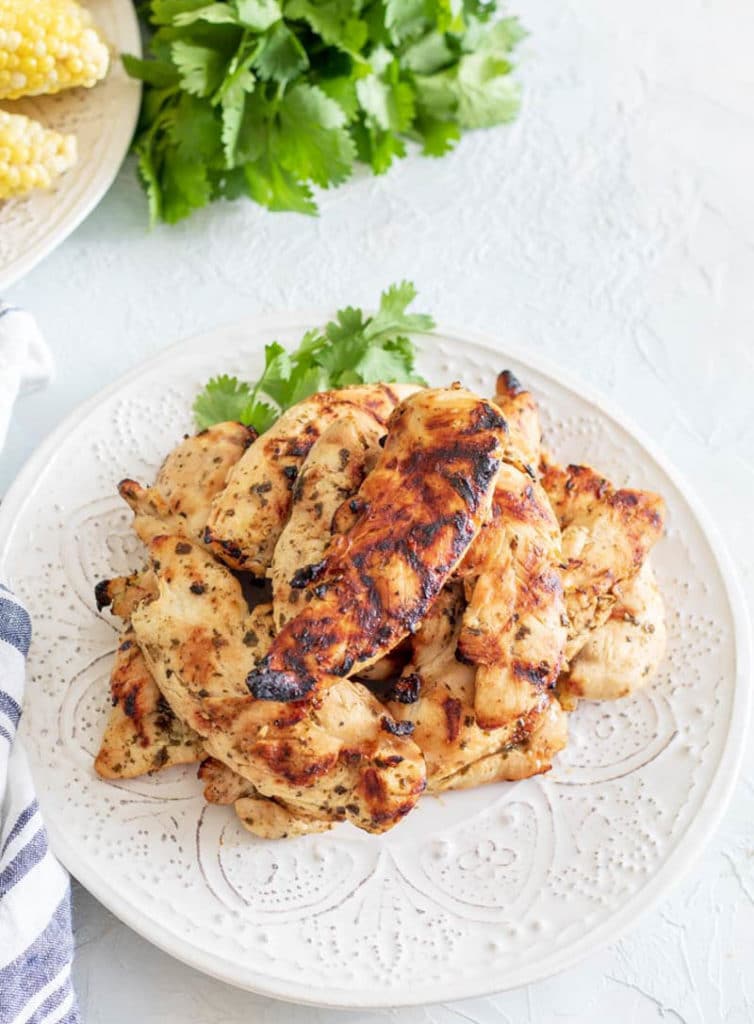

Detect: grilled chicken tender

[384,586,567,791]
[205,384,420,574]
[95,593,272,783]
[428,369,565,729]
[493,369,543,470]
[199,756,255,804]
[560,560,666,703]
[118,421,255,546]
[199,758,331,839]
[96,597,328,837]
[131,536,426,834]
[456,460,567,730]
[95,570,157,621]
[234,796,332,839]
[246,387,510,703]
[94,627,203,779]
[271,413,383,630]
[541,459,666,662]
[431,699,569,792]
[96,420,254,623]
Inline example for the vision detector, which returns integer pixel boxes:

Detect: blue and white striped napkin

[0,588,80,1024]
[0,306,78,1023]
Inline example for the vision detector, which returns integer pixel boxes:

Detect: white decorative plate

[0,318,749,1008]
[0,1,141,290]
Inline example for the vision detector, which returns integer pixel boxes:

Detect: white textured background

[2,0,753,1020]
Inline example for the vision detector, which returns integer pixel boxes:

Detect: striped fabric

[0,585,80,1024]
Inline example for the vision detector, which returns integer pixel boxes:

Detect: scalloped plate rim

[0,1,142,291]
[1,313,750,1008]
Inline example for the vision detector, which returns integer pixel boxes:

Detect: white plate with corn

[0,0,141,290]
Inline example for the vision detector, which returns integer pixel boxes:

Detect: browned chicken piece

[204,384,420,575]
[234,796,332,839]
[201,682,425,834]
[95,570,157,621]
[95,599,330,832]
[94,626,203,779]
[559,560,666,704]
[131,536,426,834]
[323,433,411,689]
[493,369,543,470]
[96,421,254,623]
[323,433,412,686]
[118,421,255,545]
[432,699,568,792]
[198,755,254,804]
[455,457,567,730]
[199,757,331,839]
[384,586,566,791]
[246,386,509,703]
[540,459,666,662]
[271,412,383,630]
[327,438,410,686]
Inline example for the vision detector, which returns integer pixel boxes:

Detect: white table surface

[2,0,753,1020]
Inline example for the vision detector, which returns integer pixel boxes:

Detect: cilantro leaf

[240,398,279,432]
[210,164,249,198]
[161,148,212,221]
[456,52,520,128]
[352,118,405,173]
[272,83,356,187]
[401,31,453,75]
[152,1,212,26]
[171,39,232,96]
[318,76,359,121]
[236,0,283,31]
[169,92,223,160]
[193,374,253,428]
[253,22,309,83]
[193,282,432,431]
[251,342,293,405]
[244,153,318,213]
[365,281,435,338]
[173,3,240,26]
[415,115,459,156]
[356,69,415,134]
[121,54,179,87]
[284,0,368,56]
[353,337,420,382]
[384,0,429,44]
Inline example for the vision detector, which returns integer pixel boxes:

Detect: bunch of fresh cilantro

[125,0,525,222]
[194,281,431,431]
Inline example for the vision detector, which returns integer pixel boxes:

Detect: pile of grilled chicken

[94,373,667,839]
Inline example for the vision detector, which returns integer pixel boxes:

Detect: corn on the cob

[0,0,109,101]
[0,108,77,199]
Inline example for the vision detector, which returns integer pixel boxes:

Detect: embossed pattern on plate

[0,1,141,289]
[0,318,749,1007]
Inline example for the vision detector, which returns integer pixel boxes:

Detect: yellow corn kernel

[0,108,77,199]
[0,0,109,100]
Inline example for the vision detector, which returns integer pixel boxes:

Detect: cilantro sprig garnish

[125,0,525,222]
[193,281,432,432]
